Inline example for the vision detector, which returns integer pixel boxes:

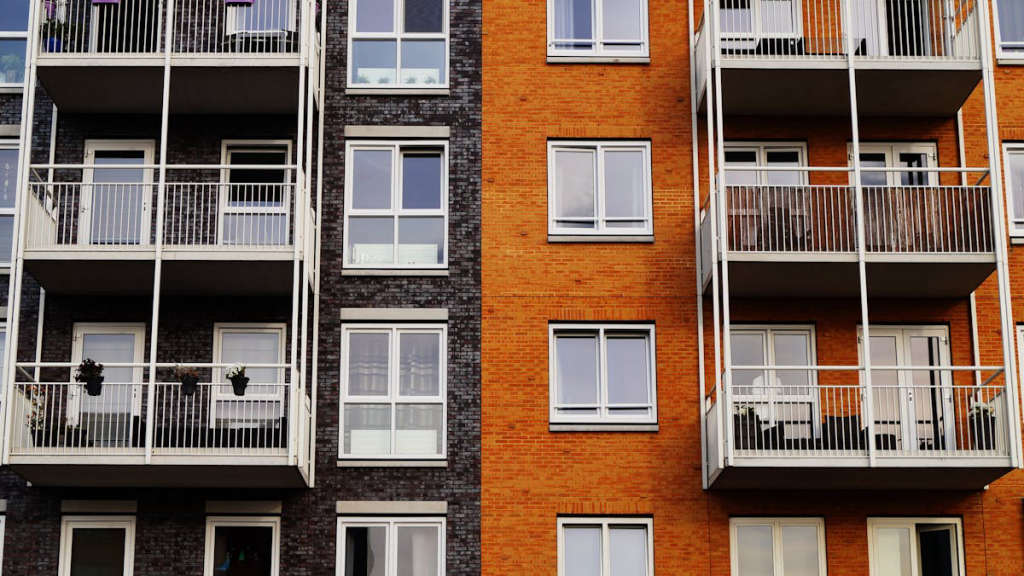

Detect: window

[348,0,448,88]
[221,140,292,246]
[557,517,653,576]
[730,518,826,576]
[850,143,937,187]
[548,141,653,236]
[344,141,448,269]
[204,517,280,576]
[547,0,650,58]
[1005,143,1024,235]
[338,517,445,576]
[0,142,16,265]
[213,324,287,429]
[867,518,964,576]
[0,3,27,87]
[59,516,136,576]
[549,324,656,425]
[997,0,1024,55]
[341,324,447,459]
[723,142,806,187]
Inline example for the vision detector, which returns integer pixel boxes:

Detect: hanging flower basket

[226,364,248,397]
[175,365,201,398]
[75,358,105,397]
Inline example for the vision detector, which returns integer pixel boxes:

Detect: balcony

[700,175,995,297]
[705,366,1015,489]
[32,0,309,113]
[693,0,983,115]
[6,361,313,487]
[21,164,316,295]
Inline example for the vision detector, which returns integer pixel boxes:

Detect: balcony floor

[24,250,296,295]
[10,458,308,488]
[708,458,1014,490]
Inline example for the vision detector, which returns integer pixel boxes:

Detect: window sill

[0,86,24,95]
[547,55,650,64]
[346,87,451,96]
[342,269,450,277]
[997,56,1024,66]
[548,234,654,243]
[338,459,448,468]
[549,423,659,432]
[1011,236,1024,245]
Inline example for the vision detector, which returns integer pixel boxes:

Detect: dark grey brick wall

[0,0,481,571]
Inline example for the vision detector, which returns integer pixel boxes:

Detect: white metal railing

[708,366,1010,459]
[9,362,301,458]
[25,164,297,251]
[701,0,981,62]
[36,0,302,56]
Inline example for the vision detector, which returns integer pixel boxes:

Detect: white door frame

[210,322,287,426]
[80,139,155,246]
[68,322,147,427]
[858,325,954,451]
[219,140,292,246]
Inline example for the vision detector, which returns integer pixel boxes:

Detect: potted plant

[969,403,997,450]
[75,358,104,397]
[226,364,248,397]
[174,365,201,398]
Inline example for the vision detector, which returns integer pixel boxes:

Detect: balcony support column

[1,0,44,464]
[976,0,1023,467]
[843,0,876,467]
[143,0,177,465]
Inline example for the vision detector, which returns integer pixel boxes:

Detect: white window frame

[204,516,281,576]
[994,0,1024,61]
[219,139,294,247]
[336,516,446,576]
[723,141,808,186]
[556,517,654,576]
[347,0,450,90]
[1003,142,1024,236]
[546,0,650,59]
[212,323,288,420]
[867,517,965,576]
[729,517,826,576]
[847,142,938,186]
[339,323,448,460]
[549,323,657,425]
[344,140,449,269]
[59,516,136,576]
[0,139,17,266]
[547,140,653,237]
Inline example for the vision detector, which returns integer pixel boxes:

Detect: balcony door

[220,141,291,247]
[80,140,154,247]
[68,323,146,448]
[724,143,808,251]
[211,324,286,430]
[859,326,954,452]
[852,143,937,186]
[852,143,938,251]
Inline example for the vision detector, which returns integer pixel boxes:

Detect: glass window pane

[555,149,596,223]
[348,333,390,396]
[352,40,397,85]
[400,332,441,396]
[773,333,810,394]
[344,526,388,576]
[782,526,821,576]
[1010,152,1024,231]
[212,526,274,576]
[874,527,913,576]
[731,333,766,394]
[556,335,599,406]
[0,215,12,265]
[0,148,16,209]
[736,525,774,576]
[760,0,796,34]
[405,0,444,32]
[724,150,758,186]
[349,217,395,265]
[353,150,393,210]
[397,526,440,576]
[564,526,602,576]
[554,0,594,46]
[396,404,443,455]
[70,528,126,576]
[602,0,642,41]
[402,152,443,209]
[398,217,445,265]
[0,40,24,85]
[344,404,392,455]
[606,336,650,406]
[764,150,801,186]
[859,153,888,186]
[0,3,28,32]
[356,0,394,32]
[610,526,648,576]
[999,0,1024,48]
[400,40,446,85]
[604,149,646,224]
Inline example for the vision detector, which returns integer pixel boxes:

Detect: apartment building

[483,0,1024,575]
[0,0,482,574]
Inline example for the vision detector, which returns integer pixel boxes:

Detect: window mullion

[599,328,608,416]
[593,0,602,53]
[393,146,401,264]
[595,147,605,232]
[602,523,611,576]
[773,522,784,576]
